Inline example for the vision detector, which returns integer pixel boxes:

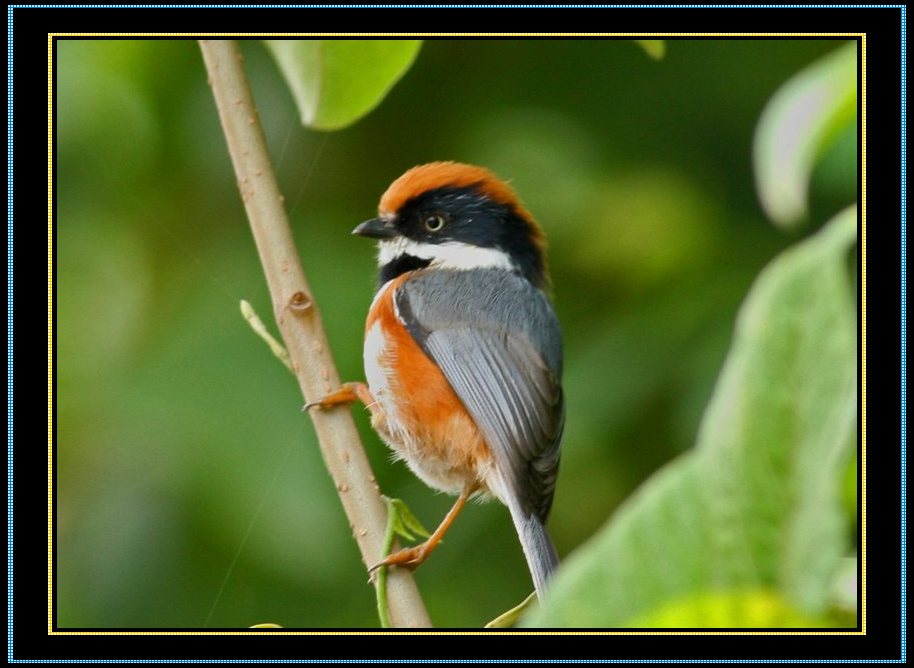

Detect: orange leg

[370,485,475,573]
[304,382,376,412]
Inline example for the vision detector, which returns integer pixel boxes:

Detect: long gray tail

[507,498,559,598]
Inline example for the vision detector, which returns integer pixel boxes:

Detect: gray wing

[396,269,564,522]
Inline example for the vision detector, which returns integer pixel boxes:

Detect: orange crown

[379,162,541,239]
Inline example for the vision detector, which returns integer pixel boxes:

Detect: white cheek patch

[378,238,514,272]
[431,242,516,272]
[377,238,412,265]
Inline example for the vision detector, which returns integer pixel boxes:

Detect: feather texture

[395,268,564,594]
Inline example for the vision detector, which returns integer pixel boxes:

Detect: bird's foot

[369,487,474,575]
[369,541,436,573]
[304,382,373,411]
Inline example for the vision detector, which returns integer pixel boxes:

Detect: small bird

[308,162,564,597]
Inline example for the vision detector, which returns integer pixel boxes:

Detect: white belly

[362,320,481,495]
[363,321,393,412]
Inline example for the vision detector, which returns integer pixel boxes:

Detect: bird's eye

[423,214,446,232]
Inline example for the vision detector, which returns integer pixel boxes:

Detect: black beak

[352,217,398,240]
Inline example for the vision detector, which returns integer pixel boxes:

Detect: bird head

[353,162,549,289]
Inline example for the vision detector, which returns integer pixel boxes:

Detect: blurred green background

[56,38,854,628]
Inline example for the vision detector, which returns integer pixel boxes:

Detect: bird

[307,161,564,598]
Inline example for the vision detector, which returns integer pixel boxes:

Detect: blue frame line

[7,660,914,665]
[12,3,905,664]
[0,4,909,9]
[7,3,14,662]
[899,3,907,661]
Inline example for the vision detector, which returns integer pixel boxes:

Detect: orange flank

[366,274,493,488]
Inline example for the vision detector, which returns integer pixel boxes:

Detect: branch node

[288,291,313,312]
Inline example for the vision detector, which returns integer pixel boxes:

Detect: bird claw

[303,383,364,412]
[304,382,376,413]
[368,545,429,574]
[302,395,335,412]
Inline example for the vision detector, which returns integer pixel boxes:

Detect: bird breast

[363,275,494,496]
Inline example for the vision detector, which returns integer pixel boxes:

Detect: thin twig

[240,299,293,372]
[199,39,431,629]
[377,503,397,629]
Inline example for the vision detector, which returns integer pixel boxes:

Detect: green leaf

[829,556,857,616]
[525,207,857,628]
[376,497,430,628]
[627,590,832,628]
[842,456,857,522]
[484,593,539,628]
[753,42,857,228]
[384,496,430,542]
[633,40,665,60]
[263,40,421,131]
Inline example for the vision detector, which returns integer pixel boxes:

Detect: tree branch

[199,39,431,629]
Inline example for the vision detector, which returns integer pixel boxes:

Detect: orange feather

[366,274,493,489]
[378,161,545,253]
